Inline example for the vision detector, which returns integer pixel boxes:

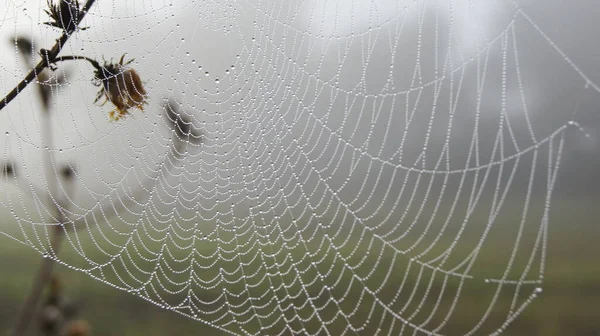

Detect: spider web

[0,0,598,335]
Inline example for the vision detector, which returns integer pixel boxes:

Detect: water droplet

[205,72,209,76]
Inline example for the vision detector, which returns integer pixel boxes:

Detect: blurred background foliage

[0,195,598,335]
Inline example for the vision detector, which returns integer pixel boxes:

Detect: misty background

[0,0,598,335]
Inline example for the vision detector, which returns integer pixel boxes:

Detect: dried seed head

[39,305,63,334]
[1,161,16,178]
[93,55,148,121]
[44,0,83,32]
[62,320,90,336]
[14,36,35,66]
[60,165,76,181]
[163,99,203,144]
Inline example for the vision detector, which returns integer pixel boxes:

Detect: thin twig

[54,55,101,70]
[0,0,98,112]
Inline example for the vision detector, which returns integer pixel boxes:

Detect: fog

[0,1,599,335]
[0,0,598,235]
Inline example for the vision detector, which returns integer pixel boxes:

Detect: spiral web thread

[0,0,596,335]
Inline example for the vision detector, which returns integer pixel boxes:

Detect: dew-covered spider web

[1,0,599,335]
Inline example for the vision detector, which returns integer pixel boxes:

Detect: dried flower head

[62,320,90,336]
[14,36,35,66]
[60,165,76,181]
[39,305,63,335]
[164,99,203,144]
[93,54,148,121]
[1,161,16,178]
[44,0,83,32]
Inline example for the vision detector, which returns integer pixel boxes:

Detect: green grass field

[0,197,598,336]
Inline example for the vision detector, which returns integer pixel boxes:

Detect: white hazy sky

[0,0,598,216]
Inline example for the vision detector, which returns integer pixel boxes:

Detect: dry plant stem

[11,109,71,336]
[9,0,99,324]
[54,55,100,69]
[0,0,98,112]
[10,72,62,336]
[11,97,75,335]
[10,107,68,335]
[10,224,65,336]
